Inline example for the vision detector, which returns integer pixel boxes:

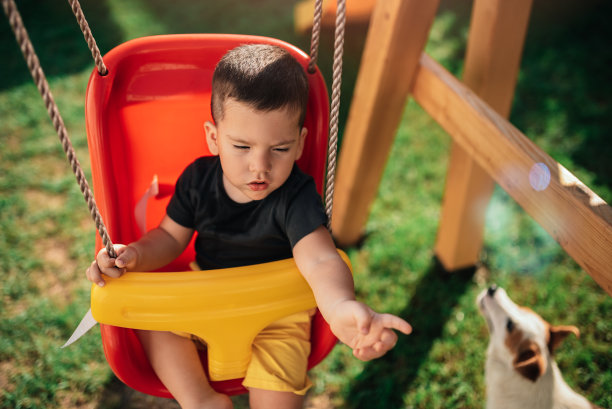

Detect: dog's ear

[513,340,546,382]
[548,325,580,354]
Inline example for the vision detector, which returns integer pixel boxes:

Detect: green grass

[1,1,611,408]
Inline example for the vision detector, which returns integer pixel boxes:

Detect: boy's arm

[292,226,356,315]
[87,215,194,286]
[293,226,412,361]
[124,215,194,271]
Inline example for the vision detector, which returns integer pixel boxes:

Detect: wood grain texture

[331,0,440,245]
[413,53,612,295]
[434,0,533,269]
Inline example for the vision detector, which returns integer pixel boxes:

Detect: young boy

[86,44,412,409]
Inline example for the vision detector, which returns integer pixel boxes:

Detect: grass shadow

[345,258,474,409]
[0,0,122,91]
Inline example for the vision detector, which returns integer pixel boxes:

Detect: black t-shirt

[166,156,328,270]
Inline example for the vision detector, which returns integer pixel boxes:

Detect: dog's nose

[487,285,498,296]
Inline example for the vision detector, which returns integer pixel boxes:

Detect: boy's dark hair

[211,44,309,126]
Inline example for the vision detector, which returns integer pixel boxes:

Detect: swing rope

[323,0,346,230]
[306,0,346,229]
[68,0,108,76]
[2,0,117,258]
[307,0,324,74]
[3,0,345,245]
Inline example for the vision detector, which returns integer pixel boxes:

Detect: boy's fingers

[98,244,128,267]
[380,313,412,335]
[380,328,398,343]
[358,334,399,359]
[353,347,371,361]
[86,261,105,287]
[96,248,115,268]
[353,344,385,361]
[373,340,389,353]
[114,245,134,269]
[102,265,125,278]
[115,252,132,269]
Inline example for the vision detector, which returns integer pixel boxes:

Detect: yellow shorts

[175,308,315,395]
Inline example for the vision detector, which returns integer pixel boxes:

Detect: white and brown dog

[477,285,602,409]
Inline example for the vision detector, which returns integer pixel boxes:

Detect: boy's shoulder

[284,164,315,190]
[182,155,220,175]
[275,164,322,206]
[191,155,219,168]
[175,156,220,189]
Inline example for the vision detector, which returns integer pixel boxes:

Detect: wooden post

[331,0,440,246]
[434,0,533,270]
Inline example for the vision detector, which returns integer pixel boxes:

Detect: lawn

[1,1,610,408]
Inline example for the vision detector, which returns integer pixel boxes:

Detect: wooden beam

[331,0,440,246]
[413,54,612,296]
[434,0,533,270]
[294,0,375,34]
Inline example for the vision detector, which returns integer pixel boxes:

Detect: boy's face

[205,98,307,203]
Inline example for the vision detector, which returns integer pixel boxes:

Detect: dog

[477,285,602,409]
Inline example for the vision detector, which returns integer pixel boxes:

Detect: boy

[86,44,411,409]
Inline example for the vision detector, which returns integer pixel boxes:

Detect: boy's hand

[86,244,137,287]
[328,300,412,361]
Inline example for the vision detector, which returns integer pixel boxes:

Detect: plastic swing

[3,0,347,399]
[86,34,343,397]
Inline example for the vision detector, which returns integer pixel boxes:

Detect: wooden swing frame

[330,0,612,296]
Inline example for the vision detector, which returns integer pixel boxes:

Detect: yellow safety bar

[91,250,350,381]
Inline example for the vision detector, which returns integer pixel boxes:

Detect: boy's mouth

[248,181,269,191]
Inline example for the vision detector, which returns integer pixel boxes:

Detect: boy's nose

[250,151,271,175]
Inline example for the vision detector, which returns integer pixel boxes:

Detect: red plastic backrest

[85,34,335,397]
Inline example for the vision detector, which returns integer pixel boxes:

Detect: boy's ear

[296,127,307,160]
[204,121,219,155]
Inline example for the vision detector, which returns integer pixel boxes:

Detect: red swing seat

[85,34,334,397]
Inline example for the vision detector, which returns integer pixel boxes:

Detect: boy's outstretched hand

[328,300,412,361]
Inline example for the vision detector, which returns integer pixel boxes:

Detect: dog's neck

[485,348,594,409]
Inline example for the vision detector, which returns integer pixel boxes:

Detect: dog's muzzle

[478,285,498,333]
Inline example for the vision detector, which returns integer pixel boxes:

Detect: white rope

[322,0,346,231]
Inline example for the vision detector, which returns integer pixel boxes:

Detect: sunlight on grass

[105,0,167,41]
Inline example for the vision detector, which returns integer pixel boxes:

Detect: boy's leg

[249,388,304,409]
[136,330,233,409]
[243,310,314,409]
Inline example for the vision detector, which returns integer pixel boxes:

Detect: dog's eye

[506,318,515,333]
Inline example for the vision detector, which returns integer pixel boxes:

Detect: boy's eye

[233,145,249,150]
[274,147,290,152]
